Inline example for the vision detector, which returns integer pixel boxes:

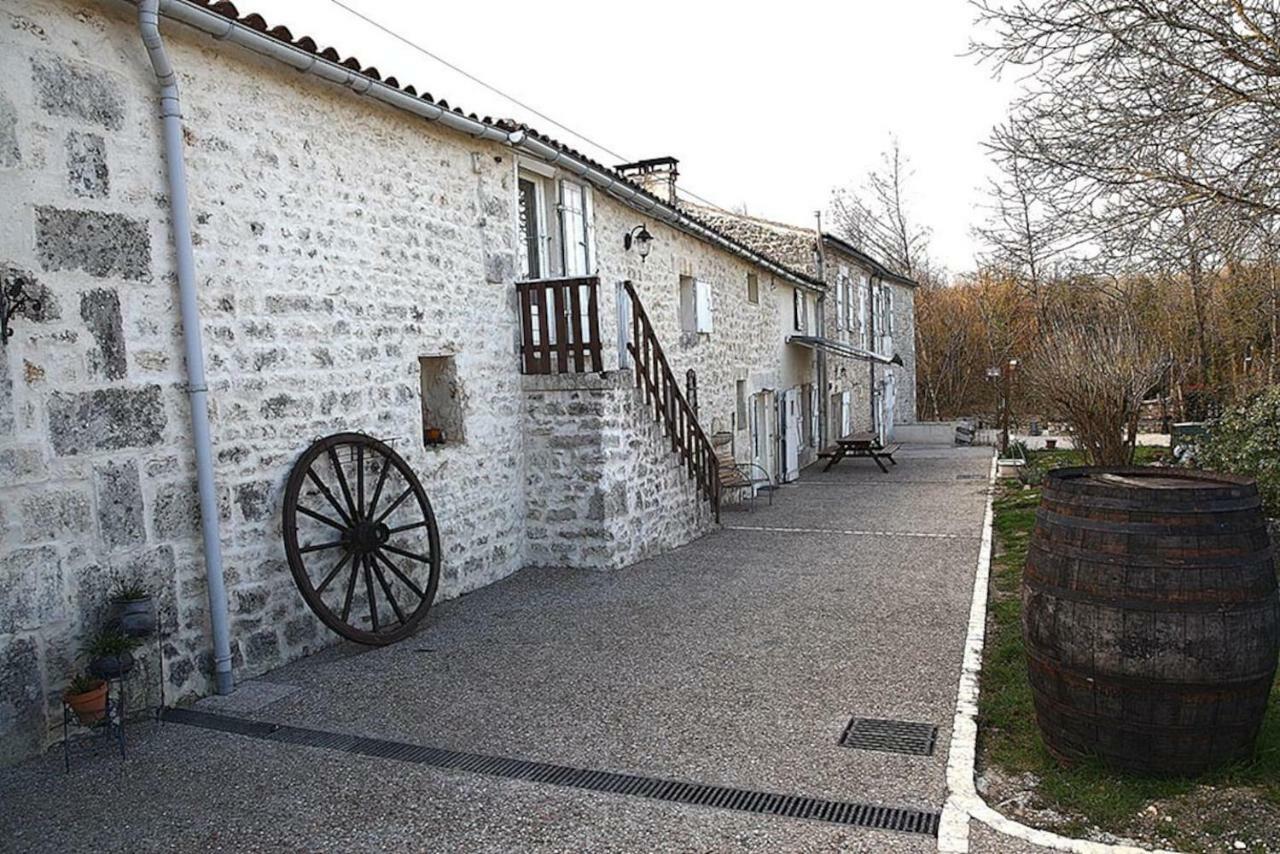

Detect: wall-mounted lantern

[1,272,40,344]
[623,224,653,261]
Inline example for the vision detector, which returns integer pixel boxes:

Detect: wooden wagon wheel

[282,432,441,645]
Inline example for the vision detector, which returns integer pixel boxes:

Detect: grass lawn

[977,449,1280,852]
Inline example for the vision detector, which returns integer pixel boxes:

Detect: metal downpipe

[138,0,234,695]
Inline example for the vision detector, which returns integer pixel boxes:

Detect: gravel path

[1,445,994,852]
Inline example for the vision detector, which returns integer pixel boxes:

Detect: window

[420,356,464,446]
[517,166,595,280]
[835,267,848,338]
[680,276,714,335]
[559,179,593,276]
[858,275,869,348]
[736,380,748,430]
[793,289,805,333]
[517,177,546,279]
[747,272,759,304]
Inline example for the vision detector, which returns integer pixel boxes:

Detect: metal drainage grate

[839,717,939,756]
[955,473,986,481]
[165,708,939,837]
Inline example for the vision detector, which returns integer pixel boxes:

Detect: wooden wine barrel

[1022,467,1279,776]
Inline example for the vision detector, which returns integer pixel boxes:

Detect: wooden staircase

[621,281,721,522]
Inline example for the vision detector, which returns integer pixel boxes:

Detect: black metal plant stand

[60,598,166,772]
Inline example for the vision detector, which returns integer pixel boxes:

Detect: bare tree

[1029,304,1169,466]
[973,1,1280,225]
[829,138,933,278]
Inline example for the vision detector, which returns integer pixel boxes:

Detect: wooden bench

[715,448,773,510]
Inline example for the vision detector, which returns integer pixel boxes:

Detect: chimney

[615,156,680,205]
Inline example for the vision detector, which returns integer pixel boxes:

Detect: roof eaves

[166,0,822,291]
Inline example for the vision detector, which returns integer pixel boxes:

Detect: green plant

[65,673,104,695]
[82,628,139,658]
[111,576,149,602]
[1198,385,1280,517]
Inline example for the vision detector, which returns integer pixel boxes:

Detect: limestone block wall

[522,372,711,570]
[589,194,819,470]
[0,0,527,764]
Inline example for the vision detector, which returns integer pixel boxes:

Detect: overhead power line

[324,0,731,213]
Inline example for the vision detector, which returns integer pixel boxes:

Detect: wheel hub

[348,519,390,554]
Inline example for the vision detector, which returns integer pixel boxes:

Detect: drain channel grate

[165,708,938,837]
[839,717,939,756]
[955,473,986,481]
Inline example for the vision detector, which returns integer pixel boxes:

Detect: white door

[879,373,897,445]
[780,389,801,482]
[751,392,775,488]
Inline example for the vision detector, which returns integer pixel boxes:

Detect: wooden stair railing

[622,280,721,522]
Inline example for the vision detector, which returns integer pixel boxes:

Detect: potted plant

[84,628,139,680]
[63,673,108,726]
[111,577,155,637]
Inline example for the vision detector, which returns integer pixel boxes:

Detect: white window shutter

[559,180,587,277]
[858,278,868,346]
[695,279,713,333]
[886,288,895,335]
[583,185,596,274]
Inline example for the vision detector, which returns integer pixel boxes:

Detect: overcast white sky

[242,1,1019,274]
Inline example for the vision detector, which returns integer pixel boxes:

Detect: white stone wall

[590,196,821,472]
[522,372,712,570]
[0,0,824,766]
[0,0,532,763]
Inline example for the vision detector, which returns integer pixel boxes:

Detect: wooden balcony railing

[622,280,721,521]
[517,276,603,375]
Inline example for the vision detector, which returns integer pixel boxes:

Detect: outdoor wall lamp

[624,224,653,260]
[0,271,40,345]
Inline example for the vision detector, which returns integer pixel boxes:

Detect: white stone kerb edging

[937,452,1181,854]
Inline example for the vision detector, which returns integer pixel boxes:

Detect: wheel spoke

[315,548,354,595]
[371,560,407,625]
[299,539,345,554]
[363,556,380,633]
[340,561,360,623]
[297,505,347,532]
[306,468,354,527]
[356,444,365,517]
[372,550,426,601]
[372,486,414,525]
[327,447,360,522]
[367,454,392,520]
[387,520,430,535]
[382,543,435,565]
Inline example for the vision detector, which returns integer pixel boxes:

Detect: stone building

[685,206,919,446]
[0,0,913,764]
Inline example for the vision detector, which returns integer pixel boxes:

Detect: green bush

[1198,385,1280,518]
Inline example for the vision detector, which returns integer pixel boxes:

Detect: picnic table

[819,431,901,473]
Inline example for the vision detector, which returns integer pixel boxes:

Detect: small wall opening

[419,355,464,447]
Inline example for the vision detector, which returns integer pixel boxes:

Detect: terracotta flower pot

[64,681,108,726]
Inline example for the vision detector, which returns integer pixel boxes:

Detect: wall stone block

[65,131,107,198]
[0,635,43,766]
[30,53,124,130]
[47,385,166,456]
[0,93,19,167]
[19,489,91,543]
[0,546,66,634]
[36,207,149,280]
[93,459,144,549]
[79,288,126,380]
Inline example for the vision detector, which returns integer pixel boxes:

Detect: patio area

[0,444,994,853]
